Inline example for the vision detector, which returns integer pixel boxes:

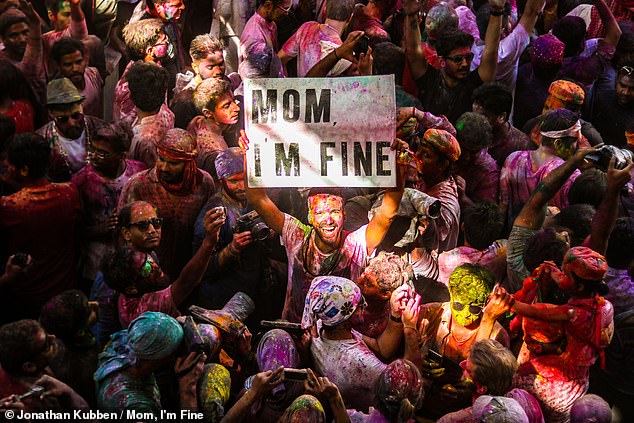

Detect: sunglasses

[139,254,160,278]
[445,53,474,64]
[128,217,163,232]
[88,144,117,159]
[451,301,484,315]
[620,65,633,77]
[54,111,83,125]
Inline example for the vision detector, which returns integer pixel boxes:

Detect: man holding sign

[241,77,408,322]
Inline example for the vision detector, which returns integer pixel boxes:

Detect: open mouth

[320,225,338,236]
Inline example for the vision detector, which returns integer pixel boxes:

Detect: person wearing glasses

[36,77,106,182]
[414,264,510,418]
[585,63,634,148]
[118,128,215,281]
[71,122,146,286]
[403,0,503,124]
[0,133,81,322]
[238,0,292,80]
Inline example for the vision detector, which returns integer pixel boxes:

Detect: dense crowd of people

[0,0,633,420]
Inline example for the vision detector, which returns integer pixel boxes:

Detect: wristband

[490,9,504,16]
[389,313,403,323]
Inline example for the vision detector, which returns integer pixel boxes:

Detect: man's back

[0,182,80,317]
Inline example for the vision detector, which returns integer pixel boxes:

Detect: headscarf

[215,147,244,180]
[198,363,231,422]
[472,396,530,423]
[570,394,612,423]
[505,389,545,423]
[530,34,565,68]
[422,129,461,162]
[94,312,183,382]
[301,276,364,329]
[544,80,585,112]
[425,3,459,40]
[255,328,300,398]
[279,395,325,423]
[456,5,480,40]
[155,128,199,193]
[559,247,608,291]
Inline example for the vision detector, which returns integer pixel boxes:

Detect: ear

[202,108,215,120]
[496,113,507,125]
[439,58,447,69]
[121,227,133,243]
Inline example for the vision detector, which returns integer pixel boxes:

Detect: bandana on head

[198,363,231,422]
[156,128,199,193]
[301,276,364,329]
[505,389,544,423]
[214,147,244,180]
[472,396,530,423]
[531,34,565,68]
[94,312,183,383]
[544,80,585,111]
[559,247,608,291]
[279,395,325,423]
[422,129,461,162]
[540,120,582,139]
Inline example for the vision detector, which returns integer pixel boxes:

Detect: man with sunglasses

[36,77,106,182]
[585,63,634,147]
[415,264,510,417]
[403,0,503,124]
[239,0,292,79]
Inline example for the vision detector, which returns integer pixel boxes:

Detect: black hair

[0,320,43,373]
[463,202,504,250]
[476,2,511,40]
[93,121,133,153]
[0,113,16,147]
[615,20,634,67]
[550,204,595,247]
[552,16,586,57]
[568,168,607,209]
[6,133,51,180]
[50,37,85,64]
[606,217,634,269]
[39,289,90,344]
[326,0,355,21]
[472,82,513,117]
[125,61,169,113]
[372,42,405,85]
[434,30,474,58]
[0,12,26,38]
[102,247,141,293]
[456,112,493,151]
[523,227,568,272]
[256,0,284,7]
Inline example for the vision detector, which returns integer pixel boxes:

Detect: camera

[585,145,634,172]
[234,211,271,241]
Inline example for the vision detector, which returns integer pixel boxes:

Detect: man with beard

[585,63,634,147]
[243,135,408,323]
[102,203,224,328]
[119,128,215,281]
[0,1,45,102]
[37,78,106,182]
[51,37,103,118]
[403,0,503,124]
[114,18,174,125]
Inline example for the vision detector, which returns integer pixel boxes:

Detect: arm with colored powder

[18,0,44,98]
[396,107,456,136]
[363,286,412,360]
[303,369,350,423]
[476,285,514,342]
[68,0,88,40]
[239,130,285,234]
[588,158,633,254]
[494,287,575,321]
[477,0,503,83]
[402,0,427,80]
[169,208,225,306]
[365,139,408,254]
[221,368,284,423]
[402,294,423,369]
[514,147,598,230]
[305,31,364,78]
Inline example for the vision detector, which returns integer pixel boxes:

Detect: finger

[608,156,617,171]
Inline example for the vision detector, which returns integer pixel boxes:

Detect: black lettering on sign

[354,142,372,176]
[283,90,300,122]
[376,142,391,176]
[320,142,335,176]
[341,142,348,176]
[254,143,262,177]
[305,89,331,123]
[252,90,277,124]
[275,143,300,176]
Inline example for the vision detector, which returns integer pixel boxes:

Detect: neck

[441,71,462,89]
[313,230,340,254]
[95,160,126,179]
[493,121,510,138]
[422,173,444,188]
[136,107,158,121]
[323,19,346,35]
[323,325,353,340]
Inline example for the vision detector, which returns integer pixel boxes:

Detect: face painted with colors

[156,0,184,21]
[308,194,345,246]
[552,134,579,160]
[448,266,492,328]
